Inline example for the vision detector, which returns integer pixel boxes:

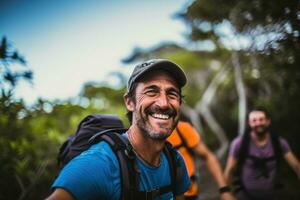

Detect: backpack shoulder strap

[174,126,195,156]
[270,132,283,162]
[232,131,251,193]
[133,141,179,200]
[164,141,177,193]
[236,131,251,170]
[91,132,179,200]
[90,131,139,200]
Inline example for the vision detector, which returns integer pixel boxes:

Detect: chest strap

[133,184,173,200]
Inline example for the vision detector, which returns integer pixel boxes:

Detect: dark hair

[125,82,138,124]
[125,82,184,125]
[248,106,270,120]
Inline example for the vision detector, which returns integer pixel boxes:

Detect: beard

[252,124,269,137]
[135,105,178,140]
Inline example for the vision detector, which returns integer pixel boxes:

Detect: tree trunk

[232,52,247,135]
[194,62,231,157]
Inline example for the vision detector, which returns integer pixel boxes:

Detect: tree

[0,36,33,93]
[178,0,300,145]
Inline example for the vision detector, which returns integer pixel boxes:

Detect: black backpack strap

[270,132,283,162]
[164,141,178,196]
[91,132,179,200]
[90,131,139,200]
[134,185,173,200]
[132,142,178,200]
[270,132,284,189]
[232,131,251,193]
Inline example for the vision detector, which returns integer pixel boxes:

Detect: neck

[127,126,165,166]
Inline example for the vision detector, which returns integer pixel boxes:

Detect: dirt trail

[196,161,220,200]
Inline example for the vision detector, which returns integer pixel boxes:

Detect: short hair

[248,106,270,119]
[125,82,138,124]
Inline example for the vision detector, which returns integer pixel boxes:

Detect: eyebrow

[144,85,180,93]
[144,85,159,90]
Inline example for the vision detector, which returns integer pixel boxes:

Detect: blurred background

[1,0,300,199]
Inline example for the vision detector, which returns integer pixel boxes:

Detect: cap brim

[135,59,187,88]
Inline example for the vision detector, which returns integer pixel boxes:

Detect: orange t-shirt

[167,121,201,197]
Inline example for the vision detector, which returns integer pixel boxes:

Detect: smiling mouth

[150,113,171,120]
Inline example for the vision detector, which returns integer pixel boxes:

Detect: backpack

[232,130,284,196]
[57,114,179,200]
[173,125,197,182]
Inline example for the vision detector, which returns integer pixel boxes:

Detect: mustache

[145,106,176,117]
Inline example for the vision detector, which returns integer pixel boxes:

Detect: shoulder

[230,135,243,148]
[177,121,195,133]
[52,141,121,200]
[177,121,201,144]
[278,136,291,154]
[229,135,243,156]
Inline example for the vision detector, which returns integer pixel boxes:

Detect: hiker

[46,59,191,200]
[167,115,235,200]
[224,107,300,200]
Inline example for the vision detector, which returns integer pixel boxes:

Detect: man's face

[125,70,181,140]
[248,111,270,136]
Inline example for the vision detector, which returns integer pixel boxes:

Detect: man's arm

[46,188,75,200]
[192,143,235,200]
[224,155,237,185]
[284,151,300,179]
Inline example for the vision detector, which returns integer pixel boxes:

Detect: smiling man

[224,107,300,200]
[47,59,191,200]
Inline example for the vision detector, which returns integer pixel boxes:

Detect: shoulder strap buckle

[125,143,136,160]
[145,188,160,200]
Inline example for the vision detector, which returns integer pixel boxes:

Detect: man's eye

[145,90,157,96]
[168,92,180,99]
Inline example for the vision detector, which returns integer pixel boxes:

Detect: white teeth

[151,113,170,119]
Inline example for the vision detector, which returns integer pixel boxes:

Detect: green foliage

[0,82,128,199]
[179,0,300,196]
[122,2,300,196]
[2,1,300,199]
[0,37,33,92]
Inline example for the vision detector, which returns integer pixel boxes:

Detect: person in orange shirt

[167,116,235,200]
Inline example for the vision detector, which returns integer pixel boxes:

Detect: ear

[266,119,271,126]
[124,93,135,112]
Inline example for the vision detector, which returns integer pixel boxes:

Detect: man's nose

[156,93,170,108]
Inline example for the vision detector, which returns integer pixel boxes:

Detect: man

[167,117,235,200]
[47,59,191,200]
[224,107,300,200]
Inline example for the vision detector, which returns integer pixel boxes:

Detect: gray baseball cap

[127,59,187,92]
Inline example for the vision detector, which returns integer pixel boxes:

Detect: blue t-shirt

[52,138,191,200]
